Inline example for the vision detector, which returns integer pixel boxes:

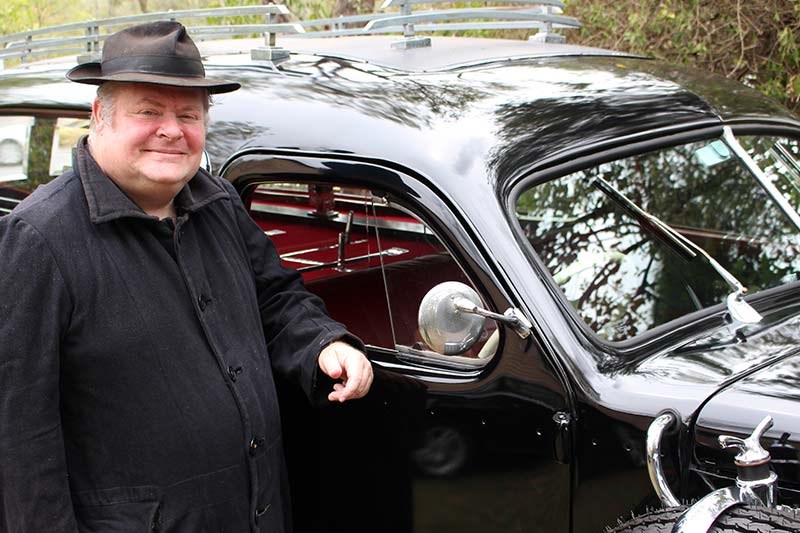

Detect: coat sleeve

[0,217,79,532]
[224,182,365,401]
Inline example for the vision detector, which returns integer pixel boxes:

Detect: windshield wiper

[591,175,762,324]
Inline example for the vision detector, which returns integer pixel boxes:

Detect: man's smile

[143,148,186,154]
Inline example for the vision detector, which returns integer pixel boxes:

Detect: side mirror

[418,282,534,356]
[418,282,486,355]
[200,150,213,174]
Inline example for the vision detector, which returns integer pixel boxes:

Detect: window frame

[505,122,800,355]
[224,150,508,380]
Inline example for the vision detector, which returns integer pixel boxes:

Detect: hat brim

[66,62,240,94]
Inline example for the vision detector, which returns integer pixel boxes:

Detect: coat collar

[75,136,229,224]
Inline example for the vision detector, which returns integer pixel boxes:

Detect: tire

[607,505,800,533]
[0,138,23,166]
[411,424,471,477]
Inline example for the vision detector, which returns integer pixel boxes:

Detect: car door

[224,151,574,533]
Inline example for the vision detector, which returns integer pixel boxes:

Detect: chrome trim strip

[647,413,680,508]
[370,357,483,380]
[286,247,408,272]
[281,256,324,266]
[395,344,486,370]
[280,238,368,259]
[672,487,741,533]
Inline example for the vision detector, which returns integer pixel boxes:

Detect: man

[0,21,372,532]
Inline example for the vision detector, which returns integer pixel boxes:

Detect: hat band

[101,55,206,79]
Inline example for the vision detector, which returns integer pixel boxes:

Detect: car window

[246,181,497,364]
[50,118,90,176]
[514,136,800,341]
[0,116,34,213]
[0,115,89,215]
[740,135,800,212]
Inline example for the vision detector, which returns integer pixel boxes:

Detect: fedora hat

[66,21,240,94]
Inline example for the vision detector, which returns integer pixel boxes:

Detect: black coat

[0,139,357,532]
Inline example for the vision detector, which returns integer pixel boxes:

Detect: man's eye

[138,110,158,116]
[180,114,201,121]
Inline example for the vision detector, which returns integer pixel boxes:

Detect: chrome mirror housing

[418,282,487,355]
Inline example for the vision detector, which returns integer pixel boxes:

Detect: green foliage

[204,0,333,27]
[1,0,90,35]
[0,0,29,36]
[564,0,800,115]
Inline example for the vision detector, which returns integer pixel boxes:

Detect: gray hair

[89,82,212,133]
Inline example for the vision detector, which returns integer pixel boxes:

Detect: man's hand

[318,341,373,402]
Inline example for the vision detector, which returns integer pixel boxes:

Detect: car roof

[203,35,638,73]
[204,38,796,179]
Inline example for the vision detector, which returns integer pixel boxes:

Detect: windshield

[514,134,800,342]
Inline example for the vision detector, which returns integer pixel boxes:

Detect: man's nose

[156,114,185,139]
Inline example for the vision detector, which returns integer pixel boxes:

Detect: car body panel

[691,340,800,503]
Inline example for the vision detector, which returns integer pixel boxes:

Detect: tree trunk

[334,0,375,17]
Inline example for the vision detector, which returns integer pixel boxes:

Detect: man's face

[91,83,207,195]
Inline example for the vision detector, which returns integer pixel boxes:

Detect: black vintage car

[2,3,800,532]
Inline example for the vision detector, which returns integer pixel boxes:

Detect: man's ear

[91,97,106,132]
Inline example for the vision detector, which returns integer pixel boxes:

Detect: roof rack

[296,0,578,48]
[0,5,302,67]
[373,0,577,48]
[0,1,580,68]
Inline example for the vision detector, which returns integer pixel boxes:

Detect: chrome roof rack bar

[372,0,577,48]
[0,5,300,65]
[297,12,391,32]
[365,8,579,32]
[0,1,582,68]
[299,20,569,39]
[0,24,305,62]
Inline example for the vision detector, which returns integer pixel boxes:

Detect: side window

[0,115,89,214]
[0,116,34,214]
[245,181,497,364]
[50,118,90,176]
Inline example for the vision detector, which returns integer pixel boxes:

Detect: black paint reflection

[485,58,718,184]
[692,352,800,505]
[280,342,571,533]
[207,57,490,172]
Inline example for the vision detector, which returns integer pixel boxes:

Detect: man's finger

[319,341,373,402]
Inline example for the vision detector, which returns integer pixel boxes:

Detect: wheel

[0,138,23,166]
[607,505,800,533]
[412,424,471,477]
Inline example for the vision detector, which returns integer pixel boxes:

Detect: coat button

[255,503,271,523]
[197,294,211,311]
[249,436,265,456]
[227,365,243,382]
